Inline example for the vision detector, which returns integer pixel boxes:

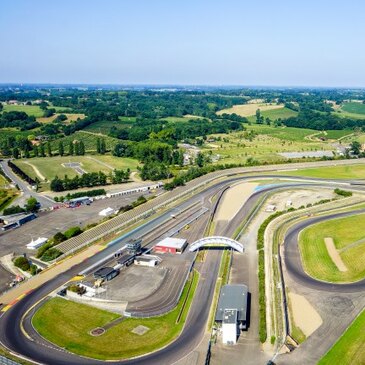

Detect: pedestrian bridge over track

[189,236,244,253]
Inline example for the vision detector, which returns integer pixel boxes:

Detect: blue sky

[0,0,364,86]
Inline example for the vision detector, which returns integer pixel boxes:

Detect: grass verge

[32,270,199,360]
[318,309,365,365]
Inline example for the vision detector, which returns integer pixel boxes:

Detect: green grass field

[32,270,199,360]
[2,104,44,117]
[84,120,133,135]
[333,102,365,120]
[51,131,120,152]
[318,309,365,365]
[278,164,365,179]
[341,102,365,115]
[299,213,365,282]
[204,125,331,165]
[13,155,139,181]
[246,107,298,123]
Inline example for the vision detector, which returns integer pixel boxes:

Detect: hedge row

[257,210,285,343]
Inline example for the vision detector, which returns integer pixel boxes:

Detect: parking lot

[0,192,154,257]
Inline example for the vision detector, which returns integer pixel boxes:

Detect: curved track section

[284,208,365,292]
[1,174,365,364]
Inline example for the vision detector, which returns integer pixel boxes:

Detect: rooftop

[223,309,238,324]
[215,284,248,322]
[155,237,187,249]
[93,267,115,278]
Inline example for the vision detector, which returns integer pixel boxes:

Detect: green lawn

[318,309,365,365]
[278,164,365,179]
[2,104,44,117]
[13,155,139,181]
[299,213,365,282]
[32,270,199,360]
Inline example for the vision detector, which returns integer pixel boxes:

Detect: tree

[58,141,64,156]
[39,143,46,157]
[33,145,39,157]
[53,232,66,244]
[350,140,361,155]
[68,141,74,156]
[78,141,85,155]
[256,109,262,124]
[25,197,39,212]
[14,256,30,271]
[0,102,3,111]
[50,176,64,192]
[100,139,106,154]
[47,141,52,157]
[196,152,204,167]
[12,147,20,159]
[96,138,101,154]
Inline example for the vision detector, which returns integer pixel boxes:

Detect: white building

[134,255,162,267]
[99,207,115,217]
[222,309,238,345]
[26,237,48,249]
[154,237,188,254]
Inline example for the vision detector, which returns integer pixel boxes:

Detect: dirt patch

[215,182,258,221]
[289,293,322,337]
[324,237,348,272]
[217,103,284,117]
[132,325,150,335]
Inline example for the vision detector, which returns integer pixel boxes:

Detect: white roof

[27,237,47,249]
[155,237,187,249]
[99,207,115,216]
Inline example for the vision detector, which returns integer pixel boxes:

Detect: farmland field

[341,102,365,115]
[51,131,120,152]
[334,102,365,119]
[13,155,139,181]
[299,213,365,282]
[32,270,199,360]
[217,103,285,117]
[84,120,131,135]
[318,309,365,365]
[246,107,298,122]
[2,104,44,117]
[37,113,85,124]
[203,124,333,165]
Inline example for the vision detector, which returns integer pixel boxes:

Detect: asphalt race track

[284,208,365,292]
[1,171,365,365]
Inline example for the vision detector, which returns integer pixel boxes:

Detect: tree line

[50,169,130,192]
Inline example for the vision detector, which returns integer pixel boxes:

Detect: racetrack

[284,209,365,292]
[1,163,365,364]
